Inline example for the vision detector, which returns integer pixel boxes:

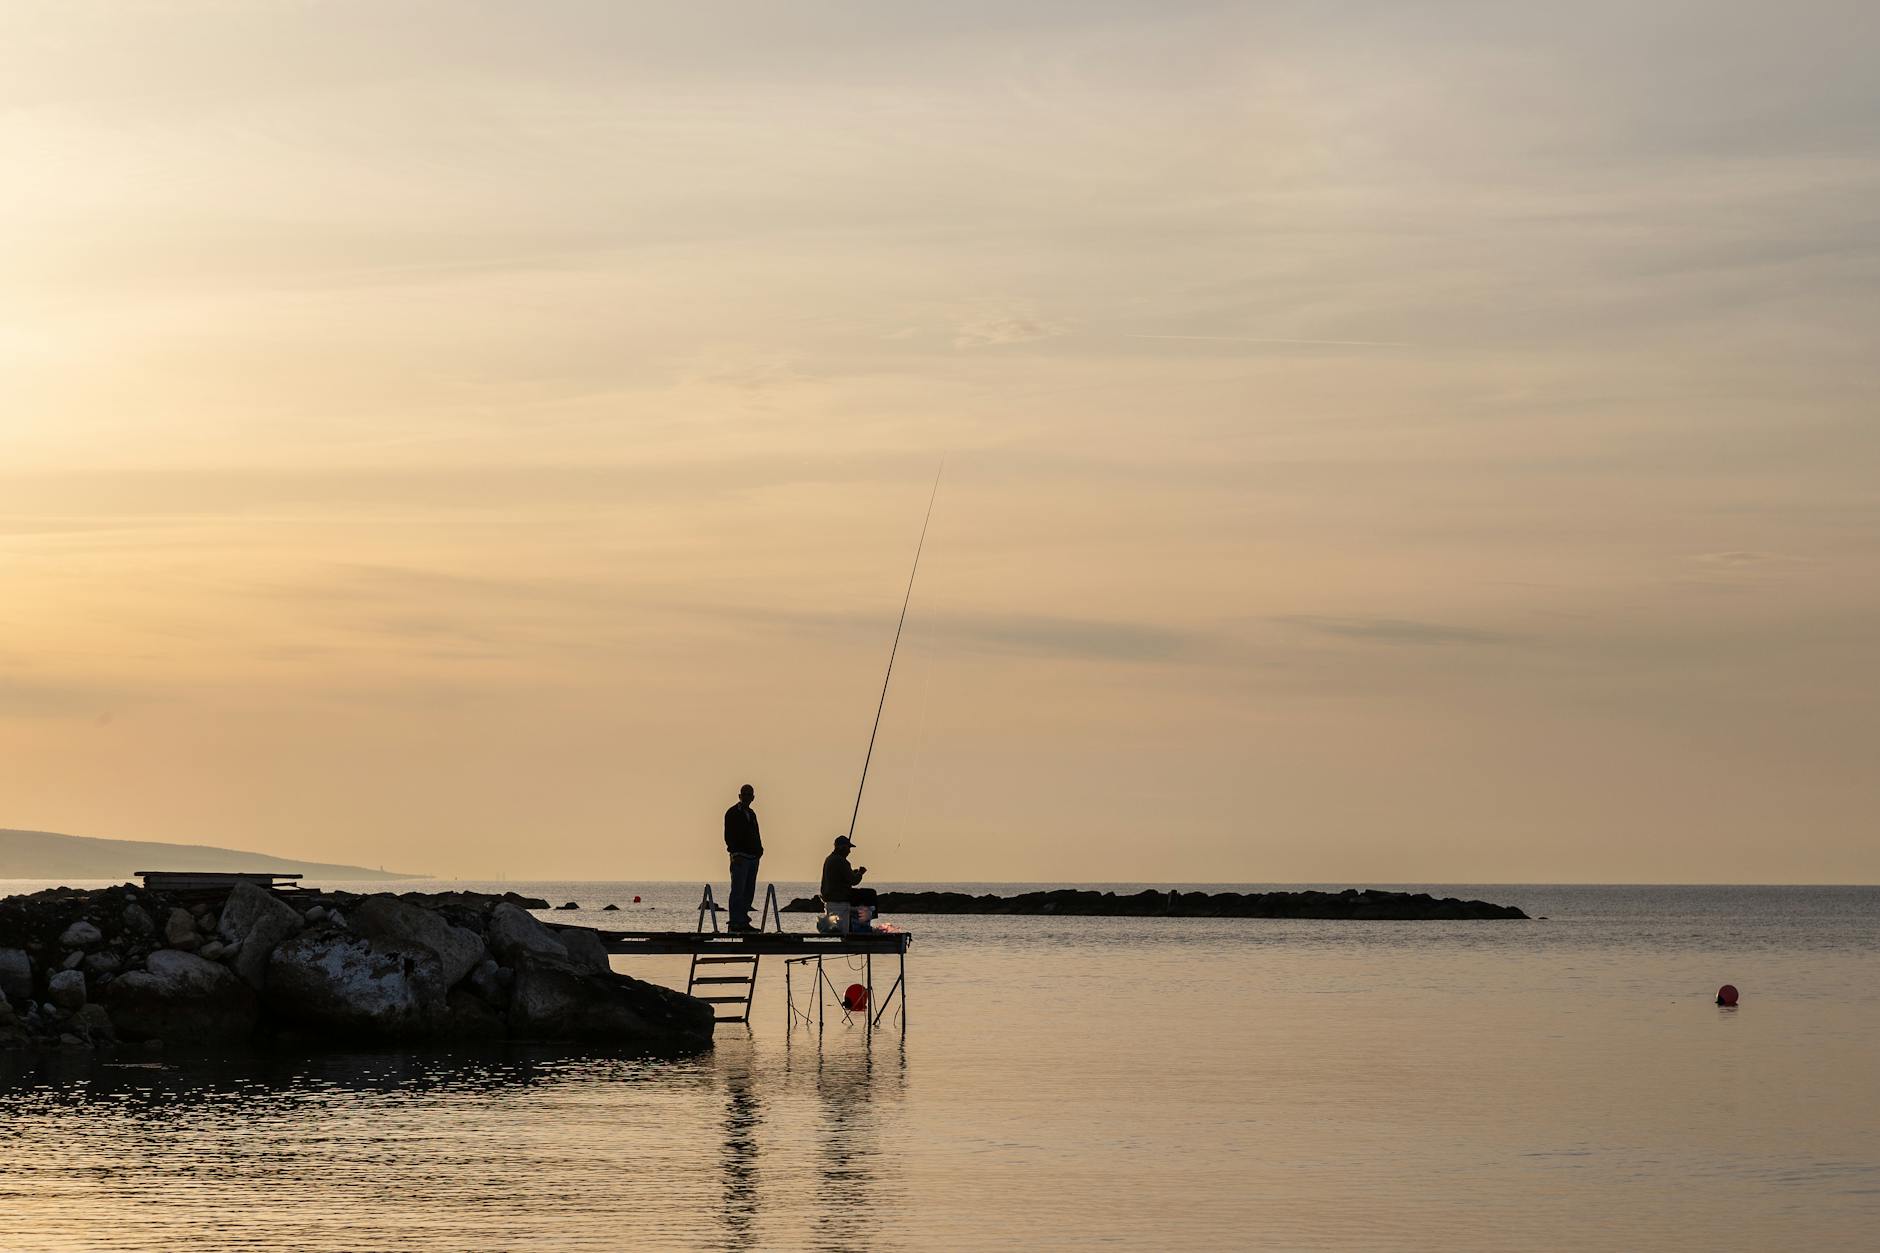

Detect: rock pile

[781,886,1530,920]
[0,884,712,1054]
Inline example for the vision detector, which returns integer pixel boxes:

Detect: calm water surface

[0,882,1874,1251]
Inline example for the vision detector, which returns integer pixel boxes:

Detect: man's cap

[833,836,855,848]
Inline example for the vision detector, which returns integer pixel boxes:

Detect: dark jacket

[724,803,762,857]
[820,849,864,902]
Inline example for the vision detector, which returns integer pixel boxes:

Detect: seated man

[819,835,872,931]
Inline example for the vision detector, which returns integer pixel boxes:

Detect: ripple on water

[0,883,1876,1251]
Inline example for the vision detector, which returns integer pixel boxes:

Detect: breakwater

[783,887,1528,920]
[0,884,712,1054]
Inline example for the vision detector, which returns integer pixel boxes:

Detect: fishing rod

[846,465,943,841]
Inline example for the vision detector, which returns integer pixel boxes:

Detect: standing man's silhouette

[724,783,763,931]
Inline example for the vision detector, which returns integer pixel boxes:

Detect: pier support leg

[868,949,906,1033]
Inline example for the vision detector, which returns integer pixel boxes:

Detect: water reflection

[0,1033,916,1252]
[703,1021,909,1251]
[0,1044,703,1112]
[0,1045,728,1253]
[719,1039,762,1247]
[807,1037,906,1251]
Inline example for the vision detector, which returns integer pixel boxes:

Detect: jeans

[728,853,760,929]
[824,888,878,933]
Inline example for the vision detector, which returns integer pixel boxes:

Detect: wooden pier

[137,870,304,895]
[575,885,910,1036]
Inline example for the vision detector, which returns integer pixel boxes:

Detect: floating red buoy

[843,983,870,1012]
[632,895,641,903]
[1716,984,1739,1006]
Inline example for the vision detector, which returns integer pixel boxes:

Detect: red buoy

[1716,984,1739,1006]
[632,895,641,903]
[843,983,870,1012]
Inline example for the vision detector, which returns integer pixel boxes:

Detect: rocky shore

[783,887,1529,920]
[0,884,713,1054]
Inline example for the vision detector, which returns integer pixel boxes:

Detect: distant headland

[0,829,422,883]
[784,887,1529,920]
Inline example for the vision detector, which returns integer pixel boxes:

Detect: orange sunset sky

[3,2,1876,882]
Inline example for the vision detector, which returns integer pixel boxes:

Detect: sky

[2,0,1876,883]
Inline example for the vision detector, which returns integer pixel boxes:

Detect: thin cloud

[1120,334,1415,348]
[717,604,1200,664]
[1691,551,1811,567]
[0,677,124,719]
[922,612,1200,663]
[1276,615,1520,646]
[953,302,1068,348]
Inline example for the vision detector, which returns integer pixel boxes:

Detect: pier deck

[592,929,910,957]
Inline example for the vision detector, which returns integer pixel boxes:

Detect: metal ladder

[685,883,781,1024]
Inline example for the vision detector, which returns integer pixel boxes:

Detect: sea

[0,881,1874,1252]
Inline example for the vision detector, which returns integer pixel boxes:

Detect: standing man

[724,783,763,932]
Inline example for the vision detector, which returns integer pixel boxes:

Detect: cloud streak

[702,602,1203,665]
[1274,615,1523,647]
[952,302,1068,348]
[1119,334,1415,349]
[921,612,1201,663]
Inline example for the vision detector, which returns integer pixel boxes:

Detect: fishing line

[894,632,937,853]
[845,463,943,841]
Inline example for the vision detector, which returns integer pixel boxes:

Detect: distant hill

[0,828,422,882]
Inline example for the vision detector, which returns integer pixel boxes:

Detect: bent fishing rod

[846,465,943,841]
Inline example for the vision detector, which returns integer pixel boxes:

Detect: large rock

[349,895,486,987]
[441,987,506,1039]
[557,926,613,975]
[164,908,201,950]
[508,954,714,1053]
[47,969,87,1010]
[466,958,512,1006]
[59,920,103,948]
[0,949,32,1003]
[486,902,570,965]
[74,1003,115,1043]
[216,883,304,989]
[104,950,258,1044]
[0,998,25,1047]
[0,884,718,1052]
[265,931,446,1040]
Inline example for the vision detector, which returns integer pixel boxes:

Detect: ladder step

[697,995,755,1004]
[693,955,758,965]
[691,976,754,985]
